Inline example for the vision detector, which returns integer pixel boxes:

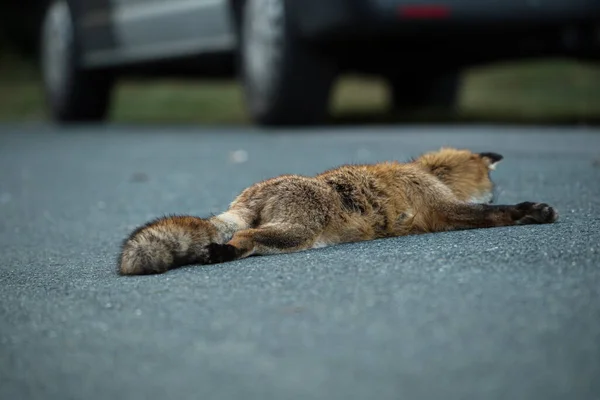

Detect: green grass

[1,55,600,124]
[463,60,600,121]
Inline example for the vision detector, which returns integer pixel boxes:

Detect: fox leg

[426,201,559,232]
[204,223,320,264]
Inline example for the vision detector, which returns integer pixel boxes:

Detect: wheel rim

[241,0,285,114]
[41,0,73,104]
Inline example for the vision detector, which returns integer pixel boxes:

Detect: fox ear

[478,152,503,170]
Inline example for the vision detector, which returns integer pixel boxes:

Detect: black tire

[238,0,336,126]
[388,71,461,113]
[40,0,114,123]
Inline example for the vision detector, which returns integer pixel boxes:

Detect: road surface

[1,124,599,400]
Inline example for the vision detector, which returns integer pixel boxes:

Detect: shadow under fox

[117,147,558,275]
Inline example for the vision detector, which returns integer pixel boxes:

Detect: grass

[462,60,600,122]
[2,53,600,124]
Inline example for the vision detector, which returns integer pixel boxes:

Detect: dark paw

[205,243,241,264]
[514,202,559,224]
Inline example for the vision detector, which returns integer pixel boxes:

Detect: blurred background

[2,0,600,126]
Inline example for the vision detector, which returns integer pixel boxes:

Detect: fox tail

[117,213,246,275]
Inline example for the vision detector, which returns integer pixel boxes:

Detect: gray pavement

[1,124,599,400]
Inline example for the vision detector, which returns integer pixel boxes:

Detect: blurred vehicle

[39,0,600,126]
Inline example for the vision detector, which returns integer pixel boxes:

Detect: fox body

[118,147,558,275]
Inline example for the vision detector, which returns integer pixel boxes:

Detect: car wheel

[388,71,461,113]
[40,0,114,123]
[239,0,336,126]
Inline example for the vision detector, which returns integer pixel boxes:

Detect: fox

[117,147,558,275]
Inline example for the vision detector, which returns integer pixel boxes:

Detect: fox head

[415,147,503,204]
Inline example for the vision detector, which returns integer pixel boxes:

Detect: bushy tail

[117,213,245,275]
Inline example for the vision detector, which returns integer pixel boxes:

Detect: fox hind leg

[205,223,321,264]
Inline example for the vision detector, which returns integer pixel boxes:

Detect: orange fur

[118,147,557,275]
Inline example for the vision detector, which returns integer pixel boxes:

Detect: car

[39,0,600,127]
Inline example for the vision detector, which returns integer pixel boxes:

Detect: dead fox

[117,147,558,275]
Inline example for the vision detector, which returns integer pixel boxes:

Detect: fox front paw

[514,202,559,224]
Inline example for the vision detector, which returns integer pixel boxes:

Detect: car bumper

[292,0,600,40]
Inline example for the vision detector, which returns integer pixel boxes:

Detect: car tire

[238,0,336,126]
[40,0,114,123]
[388,71,461,113]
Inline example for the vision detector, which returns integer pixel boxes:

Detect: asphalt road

[1,124,599,400]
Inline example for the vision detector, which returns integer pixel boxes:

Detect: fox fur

[117,147,558,275]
